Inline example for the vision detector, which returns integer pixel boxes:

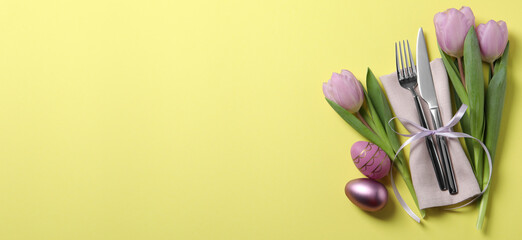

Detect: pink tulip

[434,6,475,58]
[476,20,508,63]
[322,70,364,113]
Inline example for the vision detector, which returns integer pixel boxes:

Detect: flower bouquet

[322,6,509,229]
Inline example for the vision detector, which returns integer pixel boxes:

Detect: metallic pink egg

[345,178,388,211]
[351,141,391,179]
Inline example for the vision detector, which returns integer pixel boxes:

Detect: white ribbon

[388,104,492,222]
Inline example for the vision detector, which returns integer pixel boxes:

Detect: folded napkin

[380,58,480,209]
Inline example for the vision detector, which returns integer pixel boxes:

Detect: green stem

[356,112,372,131]
[476,187,490,229]
[457,57,466,88]
[381,145,399,165]
[477,78,494,228]
[474,145,484,189]
[477,147,492,229]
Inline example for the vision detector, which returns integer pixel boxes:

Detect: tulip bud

[476,20,508,63]
[322,70,364,113]
[434,6,475,58]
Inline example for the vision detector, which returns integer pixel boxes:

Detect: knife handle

[430,108,458,195]
[412,94,447,191]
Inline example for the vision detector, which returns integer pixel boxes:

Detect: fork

[395,40,448,191]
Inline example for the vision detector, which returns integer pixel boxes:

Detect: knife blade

[416,28,438,109]
[416,27,458,194]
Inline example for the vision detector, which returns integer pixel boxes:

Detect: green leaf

[482,69,506,179]
[365,69,404,160]
[325,98,393,157]
[493,42,509,73]
[484,44,508,163]
[453,88,474,165]
[362,87,389,147]
[439,46,469,107]
[463,27,485,185]
[326,76,426,218]
[365,69,424,216]
[482,42,509,181]
[497,42,509,77]
[359,105,378,133]
[476,42,509,230]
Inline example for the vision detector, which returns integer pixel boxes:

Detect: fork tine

[399,41,406,78]
[395,42,401,79]
[407,40,416,75]
[402,40,411,77]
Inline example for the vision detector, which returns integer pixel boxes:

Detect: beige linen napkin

[380,58,480,209]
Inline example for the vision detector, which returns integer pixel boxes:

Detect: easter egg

[350,141,391,179]
[345,178,388,211]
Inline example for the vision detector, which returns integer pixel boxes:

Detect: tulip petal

[325,70,364,113]
[332,74,355,111]
[341,69,355,78]
[434,7,475,58]
[460,6,475,28]
[322,82,334,101]
[477,20,509,63]
[497,21,509,54]
[340,70,362,111]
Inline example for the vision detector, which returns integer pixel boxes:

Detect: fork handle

[412,94,448,191]
[430,108,458,195]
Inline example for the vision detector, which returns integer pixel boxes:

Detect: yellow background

[0,0,520,239]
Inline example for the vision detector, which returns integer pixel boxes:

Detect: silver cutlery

[395,40,448,191]
[416,28,458,194]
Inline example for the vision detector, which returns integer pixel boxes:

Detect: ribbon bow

[388,104,492,222]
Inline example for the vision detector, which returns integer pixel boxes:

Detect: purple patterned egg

[345,178,388,211]
[350,141,391,179]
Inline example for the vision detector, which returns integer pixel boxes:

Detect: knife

[416,27,458,195]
